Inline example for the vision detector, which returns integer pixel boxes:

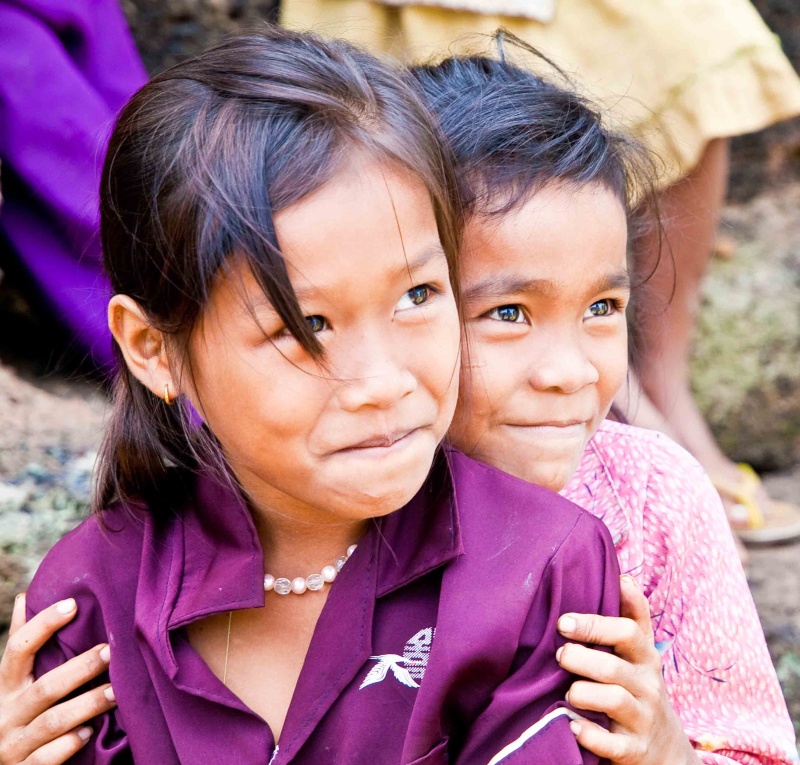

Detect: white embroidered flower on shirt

[360,627,435,690]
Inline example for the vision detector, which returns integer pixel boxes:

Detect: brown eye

[397,284,432,310]
[487,305,524,323]
[407,286,429,305]
[305,315,328,332]
[585,300,613,318]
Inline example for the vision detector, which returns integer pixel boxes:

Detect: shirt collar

[163,448,464,628]
[375,448,464,598]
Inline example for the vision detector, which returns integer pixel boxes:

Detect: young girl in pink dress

[409,37,796,764]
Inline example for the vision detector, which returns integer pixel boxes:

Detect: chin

[488,454,577,494]
[526,459,579,493]
[332,451,438,518]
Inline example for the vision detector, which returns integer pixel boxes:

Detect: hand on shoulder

[556,575,701,765]
[0,595,115,765]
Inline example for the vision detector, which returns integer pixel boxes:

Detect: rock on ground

[0,363,106,631]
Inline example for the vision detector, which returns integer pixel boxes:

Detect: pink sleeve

[642,438,797,765]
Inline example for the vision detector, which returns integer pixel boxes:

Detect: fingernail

[104,686,116,702]
[57,598,77,614]
[78,726,93,742]
[99,644,111,663]
[558,615,577,634]
[621,574,638,588]
[569,720,582,736]
[556,646,564,662]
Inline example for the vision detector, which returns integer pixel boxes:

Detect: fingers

[557,643,635,689]
[557,606,655,665]
[17,726,93,765]
[568,716,643,764]
[14,685,115,762]
[0,600,78,688]
[9,594,27,637]
[566,679,639,726]
[619,576,654,642]
[16,644,111,723]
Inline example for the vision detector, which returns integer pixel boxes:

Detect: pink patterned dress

[561,420,798,764]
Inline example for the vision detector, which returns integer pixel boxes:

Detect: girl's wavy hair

[96,25,463,514]
[409,31,664,370]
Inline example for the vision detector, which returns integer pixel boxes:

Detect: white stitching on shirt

[485,708,588,765]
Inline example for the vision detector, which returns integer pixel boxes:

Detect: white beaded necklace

[263,544,357,595]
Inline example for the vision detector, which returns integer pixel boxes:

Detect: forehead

[461,182,628,294]
[275,154,443,295]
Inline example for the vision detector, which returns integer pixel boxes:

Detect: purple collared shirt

[27,450,619,764]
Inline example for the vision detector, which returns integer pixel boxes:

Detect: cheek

[188,342,325,455]
[449,339,517,445]
[458,334,519,414]
[417,303,462,401]
[594,332,629,408]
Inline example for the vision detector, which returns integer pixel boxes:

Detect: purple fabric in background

[0,0,147,371]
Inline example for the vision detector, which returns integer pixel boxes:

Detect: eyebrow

[387,242,449,285]
[463,270,631,303]
[246,243,448,312]
[288,243,448,302]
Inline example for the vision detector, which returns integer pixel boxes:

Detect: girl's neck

[244,487,369,578]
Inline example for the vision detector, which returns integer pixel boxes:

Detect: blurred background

[0,0,799,738]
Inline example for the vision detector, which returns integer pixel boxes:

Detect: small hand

[0,594,116,764]
[556,575,700,765]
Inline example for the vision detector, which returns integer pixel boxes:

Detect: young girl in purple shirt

[0,27,618,765]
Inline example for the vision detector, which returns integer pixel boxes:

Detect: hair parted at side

[408,30,664,368]
[96,25,463,515]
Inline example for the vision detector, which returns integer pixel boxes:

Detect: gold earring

[164,383,173,406]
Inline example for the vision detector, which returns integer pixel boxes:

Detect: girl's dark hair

[409,30,659,227]
[96,25,462,514]
[408,31,663,367]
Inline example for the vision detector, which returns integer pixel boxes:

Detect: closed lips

[338,427,422,451]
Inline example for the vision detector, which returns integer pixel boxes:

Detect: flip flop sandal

[713,463,800,545]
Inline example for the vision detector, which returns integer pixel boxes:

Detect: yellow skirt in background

[281,0,800,186]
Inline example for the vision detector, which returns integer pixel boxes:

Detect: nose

[334,333,418,412]
[527,331,599,394]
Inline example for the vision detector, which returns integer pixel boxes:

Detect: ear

[108,295,177,401]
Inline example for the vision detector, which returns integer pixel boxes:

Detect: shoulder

[590,422,719,516]
[447,449,615,573]
[26,505,149,650]
[583,419,707,482]
[569,420,716,520]
[435,452,620,673]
